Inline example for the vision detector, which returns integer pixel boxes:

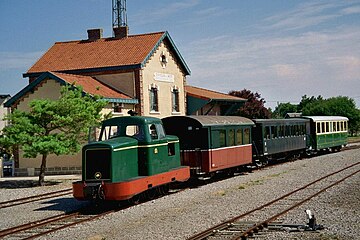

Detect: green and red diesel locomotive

[73,115,348,202]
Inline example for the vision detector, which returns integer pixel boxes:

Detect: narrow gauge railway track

[0,188,72,209]
[0,186,186,239]
[188,161,360,240]
[0,206,117,240]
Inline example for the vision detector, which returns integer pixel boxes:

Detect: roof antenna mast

[112,0,127,31]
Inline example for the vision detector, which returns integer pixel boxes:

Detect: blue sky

[1,0,360,109]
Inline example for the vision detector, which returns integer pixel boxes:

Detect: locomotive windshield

[88,119,166,143]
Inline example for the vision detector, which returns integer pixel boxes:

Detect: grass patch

[214,190,227,196]
[348,136,360,143]
[238,179,264,190]
[268,171,288,178]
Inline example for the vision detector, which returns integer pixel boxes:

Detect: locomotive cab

[73,116,190,201]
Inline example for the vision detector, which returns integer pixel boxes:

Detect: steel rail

[0,206,118,239]
[0,212,79,237]
[0,188,72,209]
[235,168,360,240]
[187,161,360,240]
[22,209,116,240]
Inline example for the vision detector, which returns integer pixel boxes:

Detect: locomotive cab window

[100,125,120,141]
[126,125,145,141]
[149,123,166,140]
[168,142,175,156]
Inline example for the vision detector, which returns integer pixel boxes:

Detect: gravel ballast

[0,147,359,240]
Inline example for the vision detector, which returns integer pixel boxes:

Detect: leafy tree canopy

[229,89,271,119]
[273,102,298,118]
[0,85,107,185]
[301,96,360,135]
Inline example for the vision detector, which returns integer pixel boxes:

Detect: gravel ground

[0,146,359,240]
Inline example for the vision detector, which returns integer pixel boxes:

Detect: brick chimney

[113,26,128,38]
[87,28,103,41]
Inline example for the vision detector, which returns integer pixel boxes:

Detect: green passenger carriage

[302,116,348,152]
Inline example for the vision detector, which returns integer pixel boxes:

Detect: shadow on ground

[0,180,62,189]
[36,197,89,212]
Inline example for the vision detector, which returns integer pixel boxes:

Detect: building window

[113,103,123,113]
[150,86,159,112]
[172,88,180,112]
[160,51,168,68]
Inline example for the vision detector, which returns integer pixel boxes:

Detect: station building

[5,27,246,176]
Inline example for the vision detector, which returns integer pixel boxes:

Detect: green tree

[298,95,324,112]
[273,102,298,118]
[0,85,107,185]
[229,89,271,119]
[302,96,360,135]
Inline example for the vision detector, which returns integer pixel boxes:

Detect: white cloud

[341,5,360,14]
[262,1,359,31]
[185,25,360,108]
[0,51,43,70]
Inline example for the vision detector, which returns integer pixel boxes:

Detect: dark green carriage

[252,118,309,161]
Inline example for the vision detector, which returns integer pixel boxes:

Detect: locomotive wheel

[157,184,170,196]
[146,188,157,200]
[128,194,141,205]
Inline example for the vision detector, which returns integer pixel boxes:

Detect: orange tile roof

[185,85,246,101]
[51,72,131,99]
[27,32,166,74]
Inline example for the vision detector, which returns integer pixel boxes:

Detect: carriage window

[244,128,250,144]
[326,122,329,133]
[219,130,226,147]
[236,129,243,145]
[279,125,285,137]
[271,126,275,138]
[333,122,337,132]
[286,125,290,136]
[345,122,348,131]
[317,122,321,134]
[321,122,325,133]
[229,129,235,146]
[264,126,270,139]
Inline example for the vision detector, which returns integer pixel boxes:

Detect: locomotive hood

[83,137,138,151]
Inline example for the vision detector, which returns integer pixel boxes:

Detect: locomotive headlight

[94,172,102,179]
